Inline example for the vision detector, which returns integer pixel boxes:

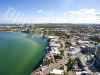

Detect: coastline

[30,34,49,75]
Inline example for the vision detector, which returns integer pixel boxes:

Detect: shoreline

[30,35,49,75]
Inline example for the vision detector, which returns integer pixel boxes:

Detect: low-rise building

[68,46,75,51]
[50,39,59,43]
[50,43,60,47]
[77,40,89,46]
[48,36,59,39]
[50,69,64,75]
[50,48,60,56]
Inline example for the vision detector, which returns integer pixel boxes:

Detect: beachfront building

[43,53,54,65]
[50,43,60,48]
[50,39,59,43]
[49,36,61,56]
[50,48,60,56]
[48,36,59,39]
[49,37,60,48]
[50,69,64,75]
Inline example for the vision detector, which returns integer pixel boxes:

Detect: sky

[0,0,100,24]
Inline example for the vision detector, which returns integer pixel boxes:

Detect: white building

[50,69,64,75]
[77,40,89,46]
[48,36,61,56]
[50,43,60,47]
[50,48,60,56]
[68,46,75,51]
[48,36,59,39]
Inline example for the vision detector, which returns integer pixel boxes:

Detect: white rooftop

[81,46,86,48]
[50,51,60,54]
[50,43,60,47]
[51,48,58,51]
[50,69,64,74]
[48,36,55,39]
[70,46,75,49]
[78,40,89,44]
[72,42,77,45]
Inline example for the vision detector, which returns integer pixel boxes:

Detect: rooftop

[50,69,64,74]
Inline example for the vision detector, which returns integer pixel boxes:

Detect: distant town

[0,24,100,75]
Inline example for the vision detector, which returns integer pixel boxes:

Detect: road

[39,37,100,75]
[62,38,67,59]
[31,38,80,75]
[39,39,80,75]
[39,53,80,75]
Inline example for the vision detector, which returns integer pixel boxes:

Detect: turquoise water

[0,31,47,75]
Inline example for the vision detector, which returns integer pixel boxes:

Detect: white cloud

[0,14,100,24]
[46,16,100,23]
[63,9,96,15]
[63,11,83,15]
[95,13,100,16]
[37,10,43,12]
[62,0,74,7]
[42,18,49,19]
[79,9,96,13]
[0,17,100,24]
[44,12,46,14]
[37,10,53,16]
[44,12,53,16]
